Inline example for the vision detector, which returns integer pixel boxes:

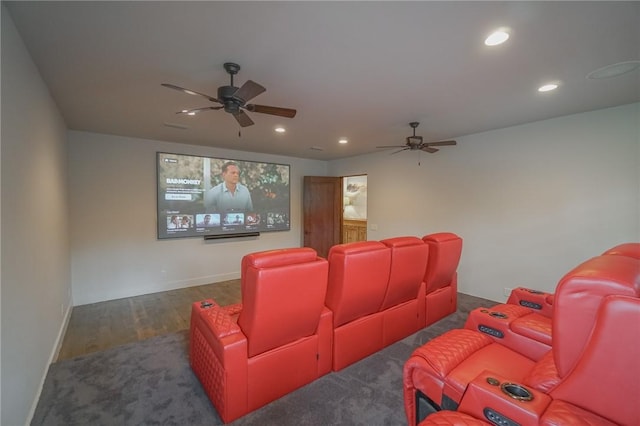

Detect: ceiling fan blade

[391,147,410,155]
[232,110,254,127]
[161,83,220,103]
[246,104,297,118]
[421,146,439,153]
[176,106,223,114]
[376,145,407,148]
[425,140,457,147]
[232,80,266,103]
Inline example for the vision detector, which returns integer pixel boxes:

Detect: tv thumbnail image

[223,213,244,225]
[167,214,193,230]
[266,212,288,227]
[245,213,261,226]
[195,213,221,228]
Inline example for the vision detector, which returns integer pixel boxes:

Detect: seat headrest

[422,233,463,290]
[553,254,640,377]
[422,232,461,244]
[381,236,425,248]
[329,240,387,256]
[243,247,318,269]
[602,242,640,260]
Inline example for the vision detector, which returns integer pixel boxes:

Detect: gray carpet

[32,293,495,426]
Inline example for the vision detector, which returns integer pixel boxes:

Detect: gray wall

[68,131,327,305]
[330,103,640,301]
[67,103,640,306]
[1,7,71,425]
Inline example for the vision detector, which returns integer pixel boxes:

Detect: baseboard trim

[73,272,241,306]
[24,298,73,426]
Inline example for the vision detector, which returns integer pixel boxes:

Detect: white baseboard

[24,297,73,426]
[74,272,241,306]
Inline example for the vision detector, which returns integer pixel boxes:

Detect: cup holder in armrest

[489,311,508,319]
[501,383,533,401]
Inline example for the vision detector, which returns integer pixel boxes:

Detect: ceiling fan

[161,62,296,127]
[377,122,457,154]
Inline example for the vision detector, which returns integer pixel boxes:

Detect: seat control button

[479,325,504,338]
[519,300,543,310]
[483,408,520,426]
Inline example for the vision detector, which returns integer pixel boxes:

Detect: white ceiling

[5,1,640,160]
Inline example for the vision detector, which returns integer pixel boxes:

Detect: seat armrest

[507,287,554,318]
[458,371,551,426]
[190,300,247,364]
[464,305,550,361]
[190,300,249,422]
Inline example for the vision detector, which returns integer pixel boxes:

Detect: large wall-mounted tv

[157,152,290,239]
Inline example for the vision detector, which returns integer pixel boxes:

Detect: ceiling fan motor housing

[218,85,242,113]
[406,135,423,148]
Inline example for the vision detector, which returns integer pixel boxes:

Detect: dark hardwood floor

[57,279,241,361]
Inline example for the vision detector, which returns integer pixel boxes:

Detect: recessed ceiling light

[587,61,640,79]
[183,89,197,96]
[338,138,348,144]
[274,126,286,133]
[187,111,196,116]
[485,30,510,46]
[538,83,559,92]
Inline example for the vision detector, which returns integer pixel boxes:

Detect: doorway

[303,175,368,258]
[341,175,367,244]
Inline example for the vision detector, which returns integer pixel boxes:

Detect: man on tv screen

[203,161,254,213]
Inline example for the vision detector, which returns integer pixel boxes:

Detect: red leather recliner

[417,294,640,426]
[423,233,463,326]
[481,242,640,360]
[380,236,429,345]
[503,242,639,320]
[325,240,392,371]
[602,242,640,259]
[403,254,640,426]
[189,247,331,423]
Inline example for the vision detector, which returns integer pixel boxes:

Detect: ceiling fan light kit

[161,62,296,128]
[377,121,457,155]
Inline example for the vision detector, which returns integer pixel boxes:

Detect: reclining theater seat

[417,294,640,426]
[422,233,463,326]
[189,247,331,423]
[380,236,430,346]
[503,242,639,320]
[483,241,640,359]
[325,241,391,371]
[403,253,640,426]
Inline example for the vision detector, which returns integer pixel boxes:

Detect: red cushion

[325,241,391,327]
[541,400,619,426]
[601,242,640,260]
[550,296,640,426]
[238,249,329,357]
[423,233,462,294]
[380,236,429,309]
[418,410,490,426]
[510,313,552,346]
[552,255,640,377]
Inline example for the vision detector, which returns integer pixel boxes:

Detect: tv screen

[157,152,290,239]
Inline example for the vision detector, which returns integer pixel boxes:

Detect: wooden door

[303,176,342,258]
